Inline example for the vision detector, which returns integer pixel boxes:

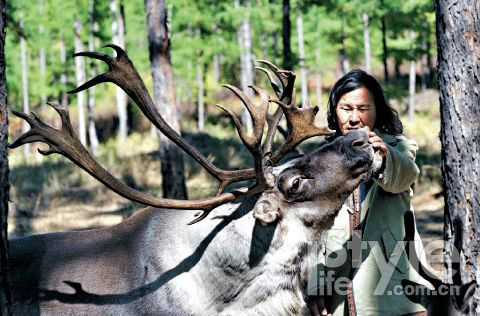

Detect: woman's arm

[374,135,420,194]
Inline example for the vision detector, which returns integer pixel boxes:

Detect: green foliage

[5,0,436,119]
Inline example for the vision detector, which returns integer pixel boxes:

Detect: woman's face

[335,86,377,135]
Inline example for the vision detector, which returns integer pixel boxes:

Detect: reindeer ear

[252,194,281,225]
[456,280,476,311]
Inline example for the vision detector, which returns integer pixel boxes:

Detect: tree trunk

[426,30,433,82]
[235,0,254,134]
[408,59,416,122]
[362,12,371,74]
[394,59,401,79]
[111,0,128,142]
[196,44,204,131]
[296,4,307,107]
[381,1,389,83]
[60,37,69,108]
[87,0,99,156]
[20,8,30,160]
[282,0,293,70]
[39,46,46,106]
[315,48,322,106]
[0,1,11,313]
[145,0,187,199]
[436,1,480,314]
[213,54,220,85]
[420,53,427,91]
[195,28,204,132]
[212,24,220,85]
[39,0,46,110]
[74,18,87,146]
[420,33,429,91]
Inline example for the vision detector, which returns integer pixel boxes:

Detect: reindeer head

[252,128,377,227]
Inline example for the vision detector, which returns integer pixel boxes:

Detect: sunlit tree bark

[145,0,187,199]
[436,1,480,313]
[0,0,12,312]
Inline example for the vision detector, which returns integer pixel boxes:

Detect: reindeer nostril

[352,139,367,148]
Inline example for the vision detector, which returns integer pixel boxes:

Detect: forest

[2,0,442,231]
[1,0,479,314]
[4,0,439,228]
[5,0,435,140]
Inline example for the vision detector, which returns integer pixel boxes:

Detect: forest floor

[7,88,446,278]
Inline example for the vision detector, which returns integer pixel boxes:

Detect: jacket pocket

[381,229,410,274]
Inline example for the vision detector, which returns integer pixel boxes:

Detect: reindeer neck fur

[194,197,339,315]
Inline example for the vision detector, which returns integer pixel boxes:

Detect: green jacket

[310,129,429,315]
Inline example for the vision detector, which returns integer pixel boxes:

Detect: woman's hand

[368,130,387,158]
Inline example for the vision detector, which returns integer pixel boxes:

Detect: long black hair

[326,69,403,138]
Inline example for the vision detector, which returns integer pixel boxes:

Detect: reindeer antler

[9,45,333,223]
[9,102,263,221]
[68,44,256,194]
[217,84,273,189]
[255,59,334,160]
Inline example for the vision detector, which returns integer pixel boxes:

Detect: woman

[311,69,430,315]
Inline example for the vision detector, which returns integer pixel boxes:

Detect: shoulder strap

[347,186,362,316]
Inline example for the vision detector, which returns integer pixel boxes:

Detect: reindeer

[402,211,477,315]
[8,45,382,315]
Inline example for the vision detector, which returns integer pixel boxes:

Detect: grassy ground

[7,87,445,276]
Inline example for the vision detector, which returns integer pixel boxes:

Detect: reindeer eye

[292,178,300,191]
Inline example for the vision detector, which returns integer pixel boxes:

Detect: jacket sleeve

[374,135,420,194]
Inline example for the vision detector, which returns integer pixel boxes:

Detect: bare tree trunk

[87,0,99,156]
[235,0,254,134]
[362,12,371,74]
[195,28,204,132]
[296,4,307,107]
[74,18,87,146]
[111,0,128,142]
[212,24,220,85]
[381,1,389,83]
[145,0,187,199]
[20,7,30,160]
[315,48,322,106]
[426,31,433,82]
[436,1,480,314]
[213,54,220,85]
[420,35,428,91]
[420,53,427,92]
[340,15,350,75]
[59,37,69,108]
[394,59,401,79]
[408,59,416,122]
[282,0,293,70]
[0,1,12,313]
[196,31,204,131]
[39,46,46,106]
[39,0,46,110]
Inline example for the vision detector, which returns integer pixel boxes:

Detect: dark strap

[346,187,362,316]
[346,280,357,316]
